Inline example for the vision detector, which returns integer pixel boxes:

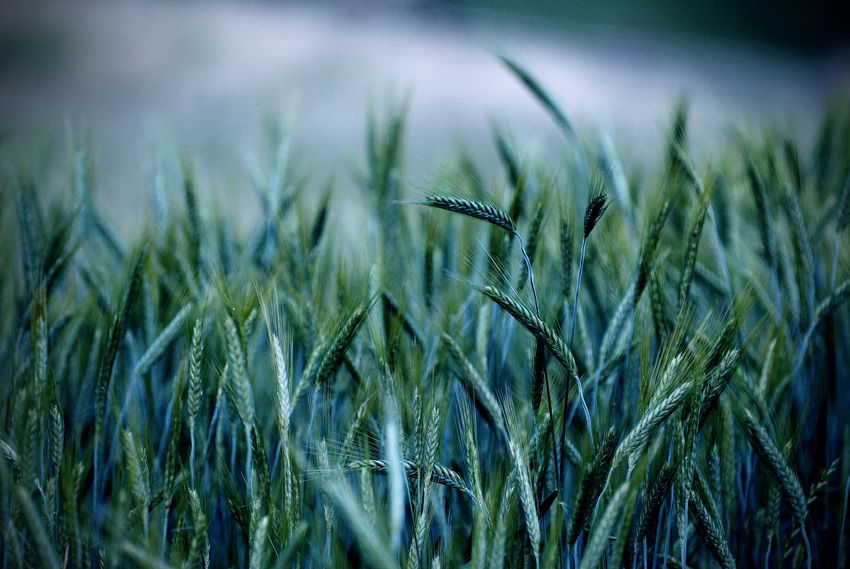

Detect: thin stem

[517,231,561,488]
[838,473,850,569]
[830,233,841,309]
[563,237,593,470]
[516,233,540,316]
[662,494,673,569]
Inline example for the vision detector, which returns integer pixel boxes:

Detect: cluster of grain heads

[2,61,850,569]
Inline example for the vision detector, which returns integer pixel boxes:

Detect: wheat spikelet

[500,55,576,136]
[807,459,838,507]
[614,380,693,469]
[677,179,711,308]
[583,187,609,239]
[122,429,150,533]
[186,489,207,569]
[784,184,815,325]
[741,411,808,526]
[295,295,375,408]
[163,368,187,504]
[488,479,515,569]
[271,333,290,444]
[346,459,474,498]
[249,516,269,569]
[33,311,47,387]
[424,403,441,478]
[597,282,636,370]
[134,302,192,377]
[506,437,539,567]
[460,399,484,505]
[21,405,39,489]
[610,482,639,569]
[636,197,671,302]
[187,317,203,432]
[480,286,577,377]
[420,195,515,233]
[406,504,432,569]
[719,406,737,531]
[689,488,736,569]
[49,403,63,480]
[442,333,505,435]
[517,195,546,292]
[675,391,701,568]
[569,426,619,546]
[224,314,254,428]
[291,332,327,408]
[647,353,685,410]
[648,262,670,339]
[560,215,574,303]
[635,461,676,545]
[699,349,740,427]
[578,482,629,569]
[94,246,146,442]
[746,158,776,268]
[249,425,271,508]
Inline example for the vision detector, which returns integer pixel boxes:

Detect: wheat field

[1,58,849,569]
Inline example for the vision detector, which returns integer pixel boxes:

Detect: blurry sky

[1,0,848,232]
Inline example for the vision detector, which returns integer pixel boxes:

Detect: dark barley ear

[583,186,609,239]
[560,214,574,299]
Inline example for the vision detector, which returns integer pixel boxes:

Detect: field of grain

[1,3,850,568]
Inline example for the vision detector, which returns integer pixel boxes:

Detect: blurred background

[1,0,848,232]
